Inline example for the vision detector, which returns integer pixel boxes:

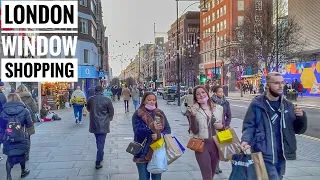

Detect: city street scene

[0,0,320,180]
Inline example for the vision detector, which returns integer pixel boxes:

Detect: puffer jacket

[0,101,33,156]
[0,90,6,113]
[87,93,114,134]
[241,95,307,164]
[71,90,86,105]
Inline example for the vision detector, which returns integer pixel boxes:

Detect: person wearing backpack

[0,81,7,162]
[0,93,33,180]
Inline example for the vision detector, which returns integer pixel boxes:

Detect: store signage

[85,68,90,75]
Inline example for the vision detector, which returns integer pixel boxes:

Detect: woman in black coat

[0,93,33,180]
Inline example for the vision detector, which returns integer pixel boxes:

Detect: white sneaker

[0,156,3,161]
[78,122,82,125]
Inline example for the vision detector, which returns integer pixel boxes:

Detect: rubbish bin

[223,85,229,97]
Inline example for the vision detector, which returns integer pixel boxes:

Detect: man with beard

[241,72,307,180]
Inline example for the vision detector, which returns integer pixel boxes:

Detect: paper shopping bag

[252,152,269,180]
[82,107,87,117]
[150,138,164,150]
[213,128,241,161]
[164,134,183,165]
[217,129,233,143]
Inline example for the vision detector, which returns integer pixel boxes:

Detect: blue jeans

[95,134,107,165]
[265,158,286,180]
[133,100,139,111]
[73,105,84,121]
[136,163,162,180]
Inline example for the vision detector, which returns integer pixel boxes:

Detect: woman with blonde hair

[187,85,224,180]
[0,93,33,180]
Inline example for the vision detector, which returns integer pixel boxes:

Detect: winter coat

[103,89,113,99]
[87,88,95,99]
[241,95,307,163]
[132,108,171,162]
[0,90,7,113]
[180,94,194,106]
[0,101,33,156]
[17,92,38,114]
[131,89,140,101]
[71,90,86,105]
[122,88,131,101]
[211,95,232,128]
[87,94,114,134]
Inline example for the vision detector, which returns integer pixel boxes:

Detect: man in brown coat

[122,85,131,112]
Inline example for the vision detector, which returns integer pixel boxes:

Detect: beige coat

[122,88,131,100]
[188,103,224,139]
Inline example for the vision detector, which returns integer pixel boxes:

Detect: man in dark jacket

[241,72,307,180]
[87,86,114,169]
[0,81,7,161]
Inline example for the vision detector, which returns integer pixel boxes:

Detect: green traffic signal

[200,74,206,82]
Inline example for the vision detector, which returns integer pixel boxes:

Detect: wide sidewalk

[0,98,320,180]
[225,92,319,108]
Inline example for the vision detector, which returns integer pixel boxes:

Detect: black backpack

[5,116,27,143]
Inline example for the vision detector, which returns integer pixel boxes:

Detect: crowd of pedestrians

[0,73,308,180]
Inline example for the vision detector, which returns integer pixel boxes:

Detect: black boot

[21,169,30,178]
[95,161,103,169]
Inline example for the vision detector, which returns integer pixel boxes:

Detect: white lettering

[1,36,17,56]
[49,36,61,56]
[62,36,77,56]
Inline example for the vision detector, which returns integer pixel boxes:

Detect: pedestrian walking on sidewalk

[122,85,131,112]
[211,85,232,174]
[16,85,38,161]
[0,93,33,180]
[87,86,114,169]
[70,86,86,124]
[131,86,140,111]
[180,87,194,125]
[187,86,224,180]
[0,81,7,162]
[132,92,171,180]
[241,72,308,180]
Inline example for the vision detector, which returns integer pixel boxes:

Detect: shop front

[77,66,99,97]
[41,82,74,110]
[204,62,223,85]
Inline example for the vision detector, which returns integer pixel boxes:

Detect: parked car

[157,87,164,96]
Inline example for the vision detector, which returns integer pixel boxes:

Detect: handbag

[187,138,205,152]
[126,137,147,155]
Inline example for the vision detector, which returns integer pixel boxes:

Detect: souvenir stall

[41,82,73,110]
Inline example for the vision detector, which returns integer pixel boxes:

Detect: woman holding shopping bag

[211,85,232,174]
[187,85,224,180]
[132,92,171,180]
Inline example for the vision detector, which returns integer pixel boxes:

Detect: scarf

[136,107,165,162]
[212,94,226,106]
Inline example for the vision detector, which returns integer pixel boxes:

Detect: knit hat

[0,81,4,86]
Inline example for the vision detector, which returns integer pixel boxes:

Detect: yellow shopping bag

[217,129,233,143]
[150,138,164,150]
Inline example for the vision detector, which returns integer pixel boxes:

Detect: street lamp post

[176,0,207,106]
[138,41,141,83]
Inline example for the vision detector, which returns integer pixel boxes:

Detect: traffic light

[200,74,206,83]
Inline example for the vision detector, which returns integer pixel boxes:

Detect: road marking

[231,118,320,142]
[231,104,248,108]
[296,134,320,141]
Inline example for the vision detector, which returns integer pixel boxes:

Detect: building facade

[199,0,252,87]
[164,11,200,87]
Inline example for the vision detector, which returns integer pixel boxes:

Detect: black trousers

[124,100,129,111]
[94,134,107,165]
